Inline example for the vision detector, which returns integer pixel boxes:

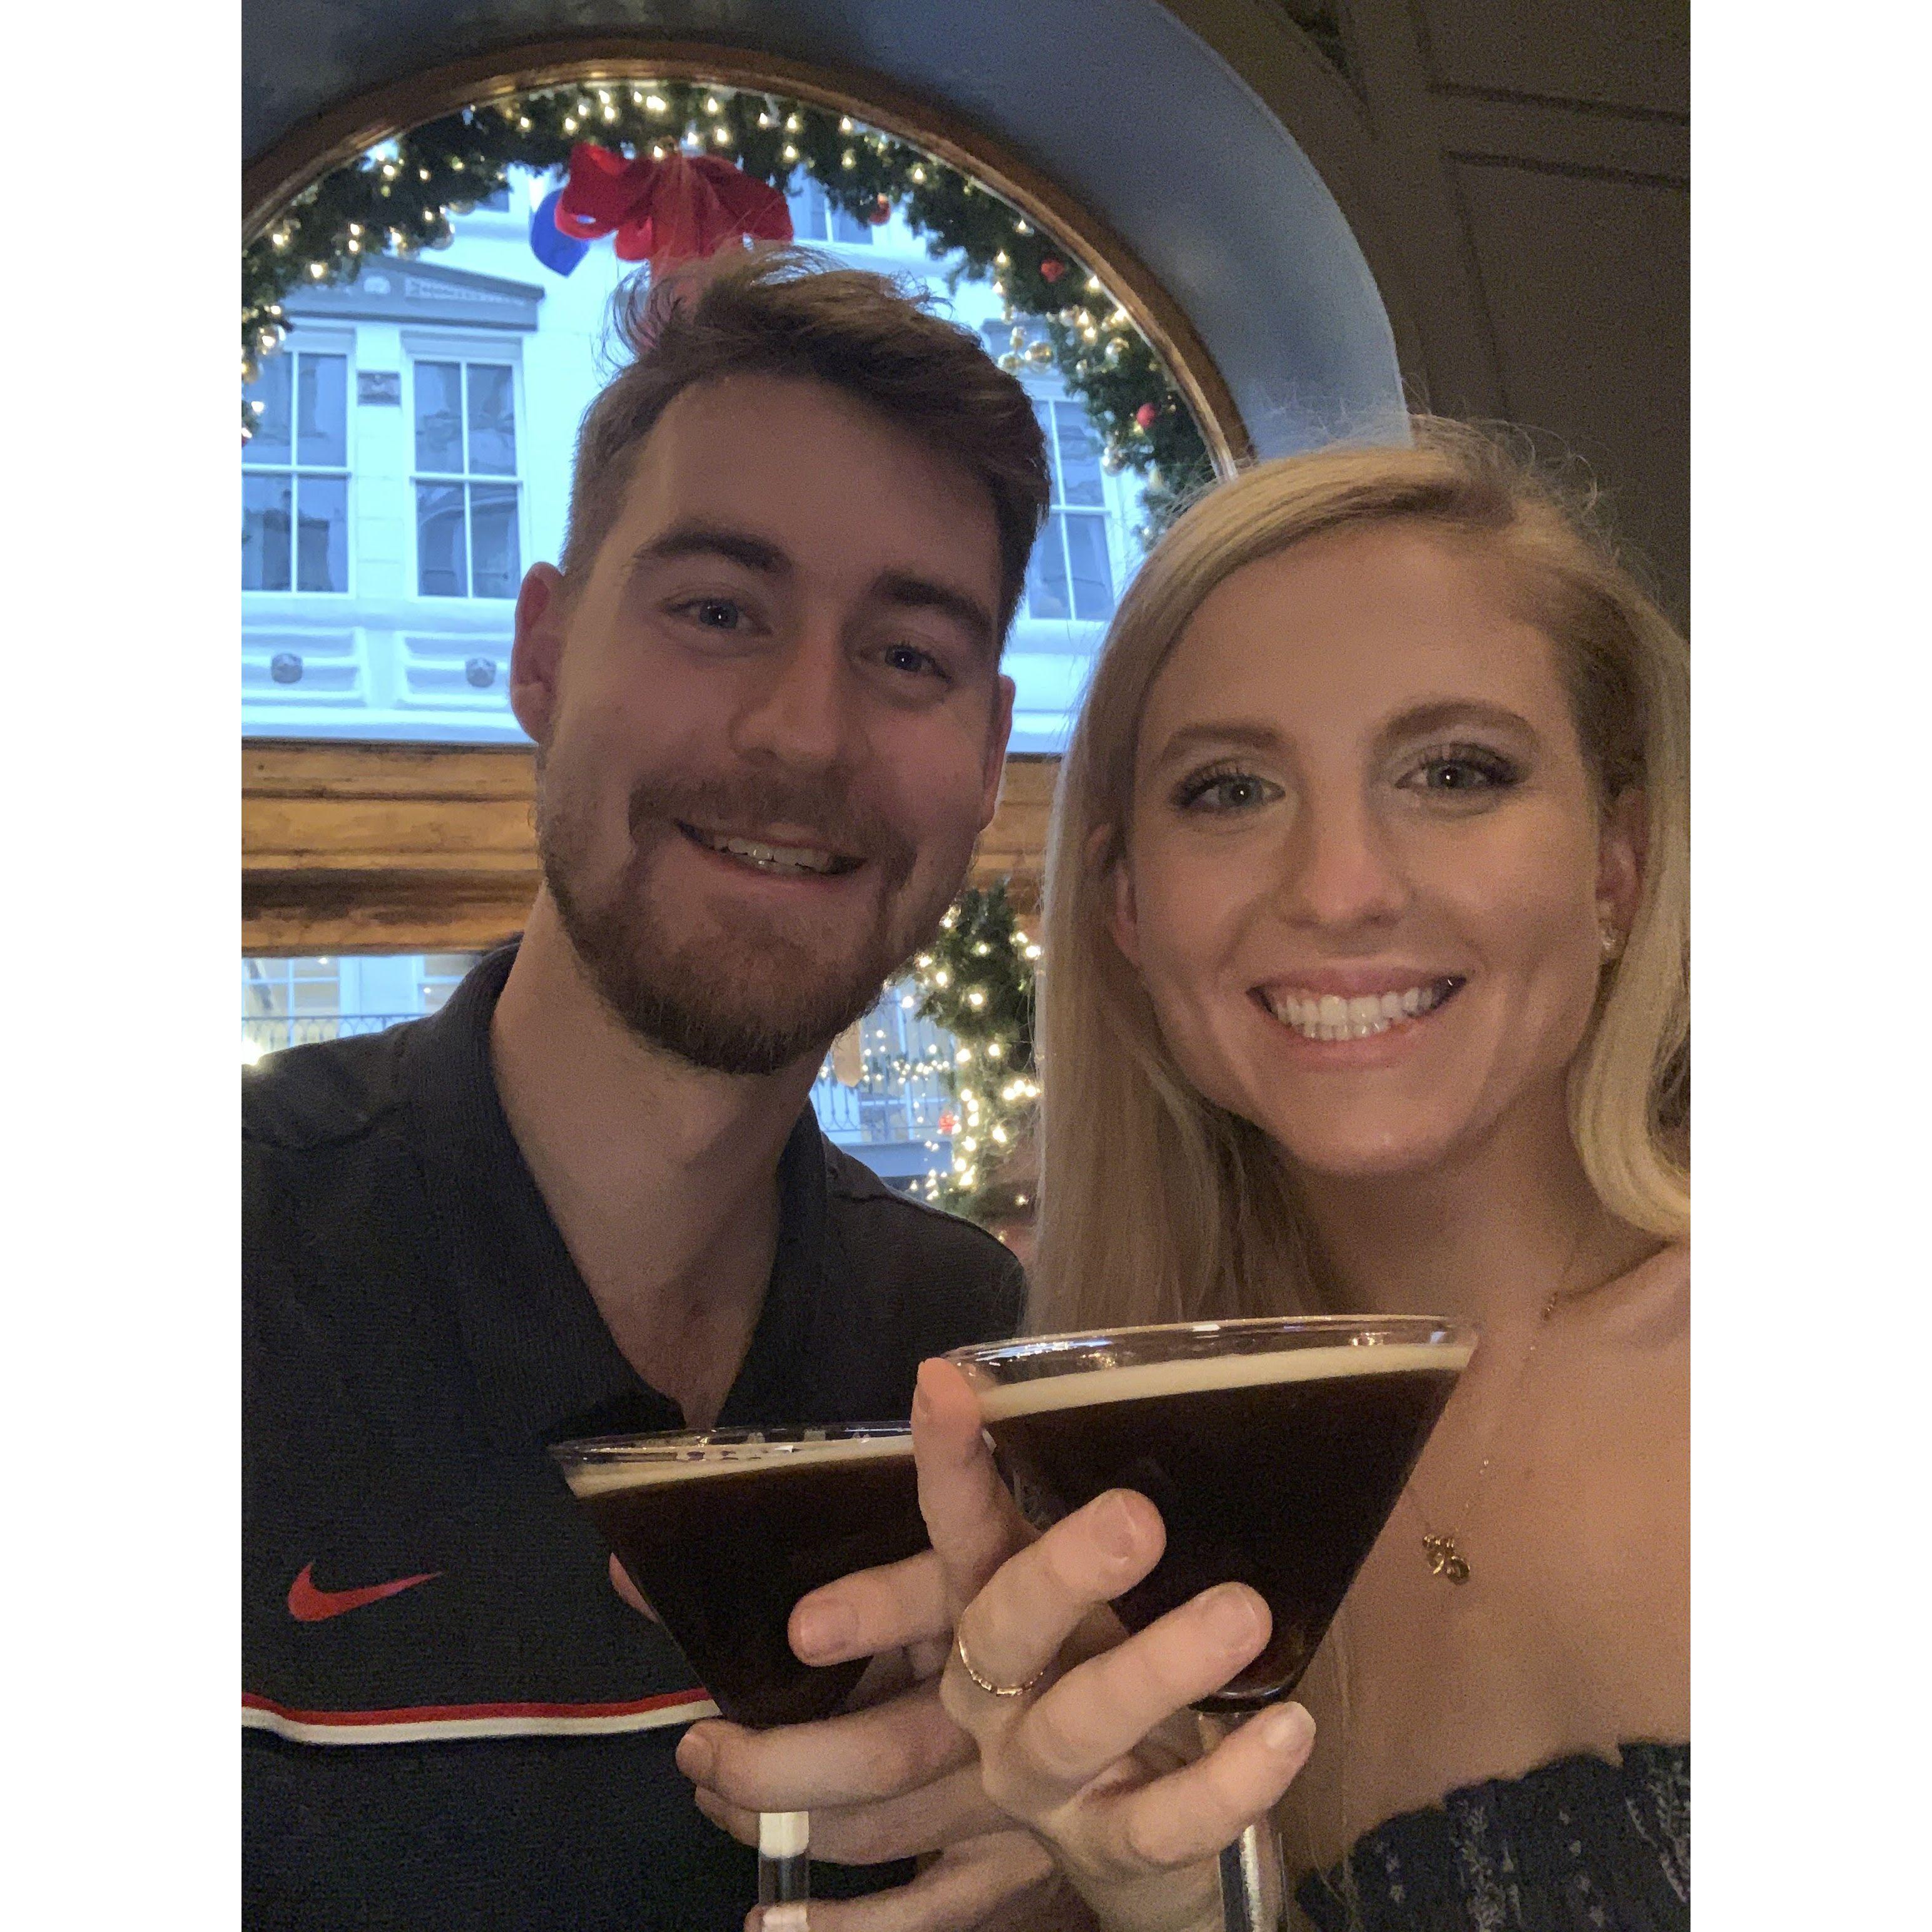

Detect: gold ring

[954,1628,1047,1698]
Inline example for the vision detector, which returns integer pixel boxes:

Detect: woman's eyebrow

[1380,698,1540,744]
[1149,719,1282,769]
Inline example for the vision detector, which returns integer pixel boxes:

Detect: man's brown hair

[561,245,1052,638]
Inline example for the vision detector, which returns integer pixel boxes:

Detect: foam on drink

[974,1341,1473,1420]
[560,1431,912,1498]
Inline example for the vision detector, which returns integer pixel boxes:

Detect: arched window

[241,54,1249,1192]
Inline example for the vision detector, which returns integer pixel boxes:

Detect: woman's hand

[650,1533,1061,1928]
[917,1359,1316,1932]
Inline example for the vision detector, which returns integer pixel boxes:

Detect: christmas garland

[905,883,1040,1223]
[243,79,1214,531]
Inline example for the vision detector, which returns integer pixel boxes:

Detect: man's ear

[1596,786,1647,940]
[978,673,1017,830]
[509,564,569,745]
[1101,828,1141,973]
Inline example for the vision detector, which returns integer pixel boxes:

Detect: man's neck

[489,892,824,1427]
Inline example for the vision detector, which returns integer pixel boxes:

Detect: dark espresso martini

[554,1428,927,1729]
[962,1328,1472,1711]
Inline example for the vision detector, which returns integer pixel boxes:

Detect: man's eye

[673,598,746,631]
[881,642,945,680]
[1173,766,1279,813]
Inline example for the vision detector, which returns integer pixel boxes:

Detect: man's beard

[537,754,957,1077]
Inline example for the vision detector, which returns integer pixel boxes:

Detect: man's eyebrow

[626,524,793,579]
[870,571,997,653]
[1148,719,1283,768]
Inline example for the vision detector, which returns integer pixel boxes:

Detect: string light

[647,93,669,114]
[704,94,722,114]
[838,115,855,133]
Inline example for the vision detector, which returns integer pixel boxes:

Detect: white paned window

[243,350,352,592]
[1025,399,1116,623]
[412,359,522,598]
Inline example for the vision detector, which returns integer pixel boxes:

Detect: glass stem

[757,1810,810,1908]
[1198,1714,1286,1932]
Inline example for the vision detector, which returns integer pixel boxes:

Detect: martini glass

[552,1425,928,1911]
[948,1315,1475,1932]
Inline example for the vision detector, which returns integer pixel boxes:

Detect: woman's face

[1112,522,1641,1183]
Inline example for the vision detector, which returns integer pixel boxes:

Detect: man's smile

[674,820,865,878]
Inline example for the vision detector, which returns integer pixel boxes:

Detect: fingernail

[1259,1703,1316,1755]
[791,1598,855,1661]
[760,1908,810,1932]
[1200,1582,1266,1650]
[675,1725,715,1782]
[1094,1490,1143,1559]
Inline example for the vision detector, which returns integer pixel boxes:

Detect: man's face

[511,372,1014,1075]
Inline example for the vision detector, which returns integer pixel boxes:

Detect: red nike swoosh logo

[287,1562,442,1623]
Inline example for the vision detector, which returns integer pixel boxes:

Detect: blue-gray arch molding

[242,0,1415,457]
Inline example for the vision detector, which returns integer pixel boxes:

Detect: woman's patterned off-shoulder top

[1295,1742,1689,1931]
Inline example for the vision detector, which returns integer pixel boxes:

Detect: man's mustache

[624,770,918,880]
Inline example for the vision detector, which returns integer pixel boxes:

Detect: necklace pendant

[1422,1533,1471,1584]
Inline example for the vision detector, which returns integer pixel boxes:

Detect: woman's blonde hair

[1029,420,1689,1334]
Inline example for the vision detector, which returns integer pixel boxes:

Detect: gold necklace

[1403,1289,1559,1584]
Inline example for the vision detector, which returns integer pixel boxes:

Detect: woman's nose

[1276,795,1408,931]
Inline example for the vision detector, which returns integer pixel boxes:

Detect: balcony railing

[243,1012,416,1054]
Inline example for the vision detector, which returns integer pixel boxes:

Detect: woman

[917,420,1689,1932]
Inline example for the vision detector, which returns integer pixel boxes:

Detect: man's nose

[726,630,853,771]
[1276,792,1409,932]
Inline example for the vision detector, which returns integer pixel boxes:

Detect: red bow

[554,142,793,267]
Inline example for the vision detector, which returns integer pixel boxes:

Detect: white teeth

[1265,979,1456,1042]
[704,832,841,875]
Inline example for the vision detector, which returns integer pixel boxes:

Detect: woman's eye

[1402,746,1522,796]
[1174,768,1279,813]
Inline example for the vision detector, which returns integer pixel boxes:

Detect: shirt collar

[399,943,836,1448]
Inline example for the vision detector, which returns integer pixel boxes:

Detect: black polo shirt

[243,946,1025,1931]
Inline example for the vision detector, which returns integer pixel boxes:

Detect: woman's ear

[1099,826,1142,973]
[1595,787,1647,942]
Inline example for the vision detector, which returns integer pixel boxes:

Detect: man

[244,248,1058,1929]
